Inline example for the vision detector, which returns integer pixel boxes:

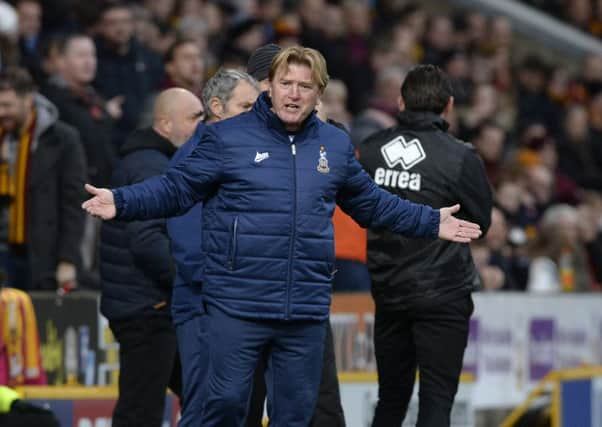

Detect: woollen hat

[247,43,282,81]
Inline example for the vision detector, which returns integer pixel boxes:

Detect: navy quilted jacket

[113,92,440,321]
[167,122,206,326]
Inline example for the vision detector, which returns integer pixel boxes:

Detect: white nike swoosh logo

[254,152,270,163]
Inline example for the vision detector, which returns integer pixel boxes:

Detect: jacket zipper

[286,143,297,319]
[228,215,238,270]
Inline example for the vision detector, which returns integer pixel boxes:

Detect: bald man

[99,88,203,427]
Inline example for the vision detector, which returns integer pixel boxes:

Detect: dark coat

[41,78,116,187]
[100,127,176,322]
[359,110,493,310]
[167,123,205,326]
[27,95,87,290]
[113,93,440,321]
[93,38,163,147]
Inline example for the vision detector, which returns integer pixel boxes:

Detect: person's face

[476,126,504,162]
[269,62,321,132]
[221,80,259,120]
[17,0,41,38]
[100,7,134,47]
[168,95,203,146]
[144,0,175,21]
[496,181,522,214]
[428,16,453,50]
[62,37,97,86]
[527,166,553,204]
[167,43,204,87]
[565,107,589,141]
[0,90,31,134]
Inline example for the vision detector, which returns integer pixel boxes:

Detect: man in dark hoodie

[99,87,203,427]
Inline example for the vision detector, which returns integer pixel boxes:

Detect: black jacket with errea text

[359,110,493,310]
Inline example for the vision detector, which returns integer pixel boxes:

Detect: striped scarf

[0,108,36,245]
[0,287,45,386]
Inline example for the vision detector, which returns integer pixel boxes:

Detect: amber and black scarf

[0,107,36,245]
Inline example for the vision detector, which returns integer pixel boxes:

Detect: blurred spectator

[443,50,472,106]
[458,83,499,140]
[131,5,162,54]
[38,35,62,80]
[578,195,602,288]
[139,38,205,126]
[161,39,205,96]
[525,164,555,218]
[473,207,520,291]
[580,54,602,96]
[0,2,18,42]
[0,35,19,72]
[16,0,44,84]
[222,18,266,64]
[472,121,506,185]
[565,0,592,32]
[142,0,177,54]
[515,55,560,134]
[527,204,594,292]
[489,16,513,51]
[350,65,404,146]
[495,178,538,232]
[423,15,455,66]
[41,33,117,188]
[93,2,163,148]
[557,104,602,191]
[176,17,209,58]
[0,67,86,290]
[319,79,352,130]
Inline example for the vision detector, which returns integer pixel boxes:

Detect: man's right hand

[82,184,116,220]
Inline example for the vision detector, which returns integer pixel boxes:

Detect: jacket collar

[119,127,177,158]
[252,91,320,141]
[396,110,449,132]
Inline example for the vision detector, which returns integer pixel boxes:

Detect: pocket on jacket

[227,215,239,270]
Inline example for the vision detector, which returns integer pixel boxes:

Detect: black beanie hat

[247,43,282,82]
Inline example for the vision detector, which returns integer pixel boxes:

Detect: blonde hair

[269,46,329,91]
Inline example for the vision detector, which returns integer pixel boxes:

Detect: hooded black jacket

[358,110,493,310]
[100,128,176,321]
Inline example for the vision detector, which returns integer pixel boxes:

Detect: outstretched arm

[82,127,223,221]
[82,184,116,219]
[338,144,481,242]
[438,204,482,242]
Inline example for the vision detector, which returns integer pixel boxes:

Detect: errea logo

[380,136,426,170]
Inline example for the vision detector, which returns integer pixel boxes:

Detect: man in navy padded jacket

[83,46,482,427]
[167,68,260,427]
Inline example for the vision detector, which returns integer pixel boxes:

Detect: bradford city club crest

[317,145,330,174]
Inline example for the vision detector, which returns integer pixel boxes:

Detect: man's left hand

[439,204,482,243]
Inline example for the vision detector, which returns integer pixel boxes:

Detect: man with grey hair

[167,68,261,427]
[201,68,259,123]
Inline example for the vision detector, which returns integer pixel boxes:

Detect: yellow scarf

[0,287,43,386]
[0,108,36,245]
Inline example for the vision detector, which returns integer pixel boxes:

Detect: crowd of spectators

[0,0,601,294]
[521,0,602,37]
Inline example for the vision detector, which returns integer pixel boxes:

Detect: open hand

[438,204,482,243]
[81,184,116,220]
